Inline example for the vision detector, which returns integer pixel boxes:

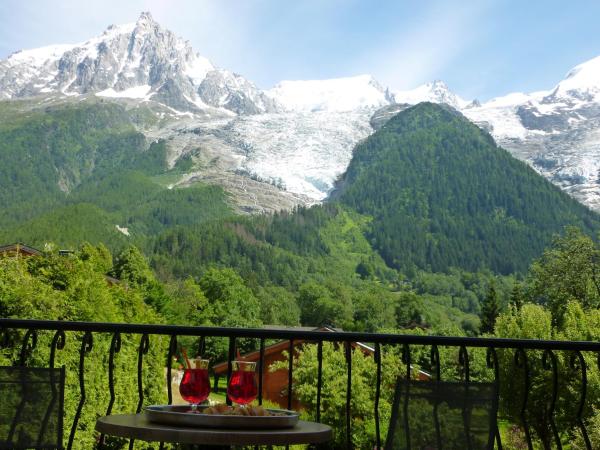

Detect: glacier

[2,12,600,213]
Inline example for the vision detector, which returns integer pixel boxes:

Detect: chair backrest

[385,379,498,450]
[0,366,65,449]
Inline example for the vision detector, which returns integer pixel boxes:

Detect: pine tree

[509,282,524,310]
[480,281,500,334]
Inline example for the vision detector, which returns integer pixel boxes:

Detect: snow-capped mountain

[393,80,469,110]
[463,55,600,211]
[0,12,475,210]
[266,75,392,112]
[0,12,276,114]
[552,55,600,103]
[2,12,600,213]
[366,59,600,212]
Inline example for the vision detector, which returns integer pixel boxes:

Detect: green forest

[2,100,600,448]
[0,100,231,244]
[335,103,600,274]
[3,227,600,448]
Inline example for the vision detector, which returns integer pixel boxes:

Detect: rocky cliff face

[199,69,278,114]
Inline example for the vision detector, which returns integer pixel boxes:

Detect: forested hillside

[335,103,600,274]
[1,101,599,336]
[0,100,233,247]
[149,203,515,333]
[3,102,600,448]
[0,101,149,226]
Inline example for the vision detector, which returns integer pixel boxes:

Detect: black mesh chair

[385,379,498,450]
[0,366,65,449]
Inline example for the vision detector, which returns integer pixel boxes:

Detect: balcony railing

[1,318,600,449]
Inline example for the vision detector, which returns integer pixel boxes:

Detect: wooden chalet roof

[212,326,431,380]
[212,326,375,375]
[0,243,43,257]
[0,242,120,285]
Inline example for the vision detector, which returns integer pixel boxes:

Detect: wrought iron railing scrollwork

[288,338,295,412]
[571,350,591,450]
[258,337,265,405]
[166,334,177,406]
[128,333,150,450]
[513,347,532,450]
[345,341,352,450]
[2,318,600,449]
[67,331,93,450]
[316,339,323,424]
[401,343,411,449]
[430,344,442,449]
[49,329,66,369]
[542,348,561,450]
[99,332,121,449]
[40,330,66,448]
[486,347,502,450]
[18,328,37,367]
[458,345,473,450]
[226,335,235,406]
[374,341,382,449]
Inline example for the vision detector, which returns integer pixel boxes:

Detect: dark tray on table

[145,405,300,429]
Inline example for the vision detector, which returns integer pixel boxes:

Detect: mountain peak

[564,55,600,81]
[266,74,390,112]
[133,11,160,34]
[429,80,448,89]
[550,54,600,101]
[101,11,155,36]
[137,11,155,23]
[392,81,468,109]
[0,13,278,114]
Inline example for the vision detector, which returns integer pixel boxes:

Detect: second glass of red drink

[227,360,258,406]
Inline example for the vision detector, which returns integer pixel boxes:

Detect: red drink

[179,368,210,405]
[228,370,258,404]
[227,361,258,405]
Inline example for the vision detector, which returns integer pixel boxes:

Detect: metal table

[96,414,332,447]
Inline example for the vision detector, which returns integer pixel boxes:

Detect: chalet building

[0,243,43,257]
[212,326,430,409]
[0,243,78,258]
[0,242,120,286]
[213,326,334,409]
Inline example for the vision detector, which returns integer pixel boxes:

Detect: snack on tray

[201,404,284,416]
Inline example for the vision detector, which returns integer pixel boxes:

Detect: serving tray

[145,405,300,429]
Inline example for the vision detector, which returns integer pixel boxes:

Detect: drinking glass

[227,361,258,406]
[179,358,210,411]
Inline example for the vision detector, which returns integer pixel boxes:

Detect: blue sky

[1,0,599,101]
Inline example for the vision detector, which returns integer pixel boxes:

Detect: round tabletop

[96,414,333,446]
